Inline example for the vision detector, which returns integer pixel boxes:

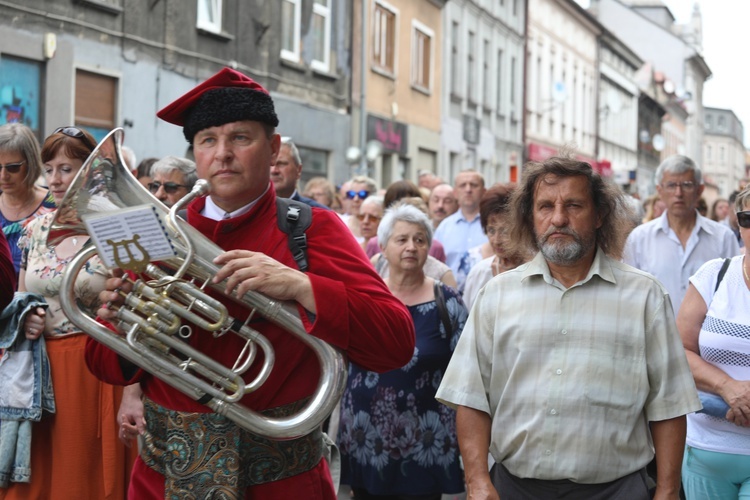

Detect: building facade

[441,0,526,186]
[597,30,641,189]
[703,107,746,197]
[349,0,447,188]
[525,0,600,172]
[0,0,354,183]
[589,0,711,167]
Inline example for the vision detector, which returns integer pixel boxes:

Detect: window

[411,21,433,91]
[482,40,490,106]
[467,31,475,102]
[75,69,117,143]
[311,0,331,72]
[281,0,301,62]
[496,49,503,113]
[197,0,222,34]
[706,145,712,160]
[373,1,397,74]
[450,21,459,95]
[298,146,328,183]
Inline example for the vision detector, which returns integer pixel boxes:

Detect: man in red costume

[86,67,416,499]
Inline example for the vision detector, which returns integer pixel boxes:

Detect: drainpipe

[359,0,369,176]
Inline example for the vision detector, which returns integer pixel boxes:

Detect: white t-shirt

[686,255,750,454]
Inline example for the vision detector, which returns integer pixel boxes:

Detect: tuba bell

[50,128,347,440]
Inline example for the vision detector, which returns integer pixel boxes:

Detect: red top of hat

[157,67,270,126]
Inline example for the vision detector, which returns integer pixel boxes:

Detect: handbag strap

[714,258,731,293]
[433,280,453,335]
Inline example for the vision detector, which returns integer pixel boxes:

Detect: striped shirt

[436,248,701,483]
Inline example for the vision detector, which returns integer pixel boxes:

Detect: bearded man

[436,155,700,500]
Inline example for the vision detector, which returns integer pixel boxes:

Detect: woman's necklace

[743,256,749,284]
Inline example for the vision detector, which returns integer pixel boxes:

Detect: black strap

[433,280,452,335]
[275,198,312,272]
[178,200,312,272]
[714,258,731,292]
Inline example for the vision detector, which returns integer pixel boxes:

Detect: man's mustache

[541,226,577,242]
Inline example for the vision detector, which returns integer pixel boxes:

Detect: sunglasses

[54,126,96,151]
[356,213,382,222]
[148,181,188,194]
[737,211,750,229]
[346,190,370,200]
[0,161,25,174]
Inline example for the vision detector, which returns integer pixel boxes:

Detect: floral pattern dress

[338,282,468,496]
[20,212,107,337]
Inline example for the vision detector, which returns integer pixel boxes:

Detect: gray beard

[537,228,595,266]
[540,239,587,265]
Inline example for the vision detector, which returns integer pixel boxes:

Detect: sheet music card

[82,204,177,271]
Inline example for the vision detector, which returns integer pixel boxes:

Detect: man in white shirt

[624,155,739,312]
[433,170,487,292]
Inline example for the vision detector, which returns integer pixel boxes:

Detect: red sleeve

[0,232,16,310]
[299,210,415,373]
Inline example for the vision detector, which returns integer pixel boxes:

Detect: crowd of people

[0,65,748,500]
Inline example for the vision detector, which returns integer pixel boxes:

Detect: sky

[578,0,749,147]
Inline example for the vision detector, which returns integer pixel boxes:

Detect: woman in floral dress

[0,127,134,500]
[338,203,467,500]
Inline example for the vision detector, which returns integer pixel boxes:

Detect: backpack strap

[275,198,313,272]
[433,280,453,336]
[178,200,313,272]
[714,258,731,293]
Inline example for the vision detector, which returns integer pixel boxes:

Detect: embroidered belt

[140,397,323,499]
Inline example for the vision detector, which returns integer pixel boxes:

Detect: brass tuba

[50,128,347,440]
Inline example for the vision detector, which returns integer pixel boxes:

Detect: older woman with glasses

[358,195,384,257]
[303,176,338,209]
[677,185,750,498]
[345,175,378,243]
[147,155,197,208]
[338,204,467,500]
[0,127,135,500]
[0,123,56,275]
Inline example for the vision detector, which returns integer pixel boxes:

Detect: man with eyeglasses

[147,155,198,207]
[624,155,739,312]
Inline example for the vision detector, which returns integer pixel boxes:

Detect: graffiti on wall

[0,56,41,132]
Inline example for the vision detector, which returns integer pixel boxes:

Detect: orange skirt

[0,334,137,500]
